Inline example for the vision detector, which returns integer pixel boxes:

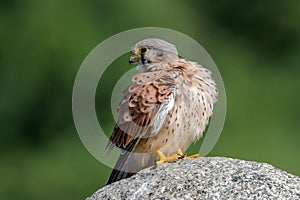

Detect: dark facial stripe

[141,54,146,64]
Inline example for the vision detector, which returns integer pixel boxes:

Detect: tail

[106,151,135,185]
[106,168,135,185]
[105,138,140,185]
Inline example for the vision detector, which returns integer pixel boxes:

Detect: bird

[106,38,218,185]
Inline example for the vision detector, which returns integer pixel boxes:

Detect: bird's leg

[176,149,186,158]
[156,149,181,166]
[177,149,200,159]
[156,149,200,166]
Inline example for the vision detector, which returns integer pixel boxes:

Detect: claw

[156,149,199,166]
[156,149,180,166]
[177,149,199,159]
[176,149,186,158]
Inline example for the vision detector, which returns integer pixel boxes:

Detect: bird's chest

[164,85,208,148]
[136,83,209,155]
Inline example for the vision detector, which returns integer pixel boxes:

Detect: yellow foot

[156,149,200,166]
[156,149,180,166]
[176,149,200,159]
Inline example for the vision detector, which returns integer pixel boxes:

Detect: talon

[177,149,200,159]
[176,149,186,159]
[156,149,200,166]
[156,149,180,166]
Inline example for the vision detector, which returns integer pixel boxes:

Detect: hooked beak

[129,53,139,64]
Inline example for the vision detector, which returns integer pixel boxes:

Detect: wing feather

[107,70,177,151]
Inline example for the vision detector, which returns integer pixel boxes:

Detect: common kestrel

[106,38,218,184]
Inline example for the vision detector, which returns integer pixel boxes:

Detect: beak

[129,53,139,64]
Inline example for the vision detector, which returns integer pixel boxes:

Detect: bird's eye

[138,47,149,54]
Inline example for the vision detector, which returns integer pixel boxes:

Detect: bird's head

[129,38,179,67]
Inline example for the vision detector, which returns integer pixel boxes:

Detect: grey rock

[88,157,300,200]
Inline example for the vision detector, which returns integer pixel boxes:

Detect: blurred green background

[1,0,300,199]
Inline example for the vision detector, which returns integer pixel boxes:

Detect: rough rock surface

[88,157,300,200]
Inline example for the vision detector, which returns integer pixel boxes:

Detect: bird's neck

[136,60,176,72]
[136,64,147,72]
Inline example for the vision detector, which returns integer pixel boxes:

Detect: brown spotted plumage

[106,38,217,184]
